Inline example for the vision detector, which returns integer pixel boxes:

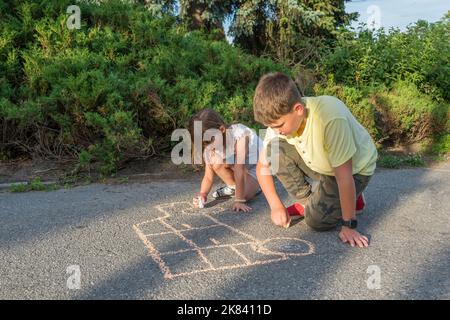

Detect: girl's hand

[232,202,252,212]
[193,193,207,208]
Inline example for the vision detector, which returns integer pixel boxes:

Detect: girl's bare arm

[199,163,215,196]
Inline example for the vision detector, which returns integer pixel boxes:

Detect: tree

[231,0,357,64]
[142,1,357,66]
[142,0,238,36]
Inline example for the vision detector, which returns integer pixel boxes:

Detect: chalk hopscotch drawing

[133,201,315,279]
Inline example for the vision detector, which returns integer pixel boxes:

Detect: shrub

[320,15,450,101]
[0,0,284,173]
[314,77,379,140]
[314,79,449,147]
[370,82,449,145]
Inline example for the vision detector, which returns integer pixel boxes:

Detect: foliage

[9,177,55,192]
[319,16,450,101]
[0,0,284,174]
[378,154,425,169]
[144,0,356,66]
[315,78,449,147]
[1,0,448,177]
[315,13,450,153]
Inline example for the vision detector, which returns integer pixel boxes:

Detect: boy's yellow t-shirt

[263,96,378,176]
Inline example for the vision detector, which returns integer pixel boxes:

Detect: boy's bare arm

[256,159,290,227]
[334,159,369,248]
[256,160,283,208]
[334,159,356,222]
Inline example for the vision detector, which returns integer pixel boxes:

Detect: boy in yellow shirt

[253,72,378,248]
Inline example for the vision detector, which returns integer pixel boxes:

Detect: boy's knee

[304,212,338,232]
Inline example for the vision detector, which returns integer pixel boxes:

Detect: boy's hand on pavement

[192,193,207,208]
[339,227,369,248]
[232,202,252,212]
[271,206,291,228]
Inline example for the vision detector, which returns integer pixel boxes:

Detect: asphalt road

[0,166,449,300]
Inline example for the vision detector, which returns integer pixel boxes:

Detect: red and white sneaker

[286,203,305,220]
[356,193,366,214]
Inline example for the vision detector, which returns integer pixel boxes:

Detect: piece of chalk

[197,196,204,208]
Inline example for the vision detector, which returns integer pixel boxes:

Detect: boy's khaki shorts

[267,139,372,231]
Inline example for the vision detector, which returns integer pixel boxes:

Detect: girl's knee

[207,153,225,171]
[211,163,225,172]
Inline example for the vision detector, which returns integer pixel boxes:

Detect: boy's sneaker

[356,193,366,214]
[286,194,365,219]
[286,203,305,220]
[212,185,235,199]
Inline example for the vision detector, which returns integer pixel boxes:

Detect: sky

[345,0,450,31]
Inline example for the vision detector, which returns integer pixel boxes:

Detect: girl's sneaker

[212,185,236,199]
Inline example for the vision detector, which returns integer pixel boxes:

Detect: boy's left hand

[339,227,369,248]
[232,202,252,212]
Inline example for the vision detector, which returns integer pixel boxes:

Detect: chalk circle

[258,237,314,256]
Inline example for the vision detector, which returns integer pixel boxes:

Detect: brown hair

[253,72,303,125]
[188,108,228,165]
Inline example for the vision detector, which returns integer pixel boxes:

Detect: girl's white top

[204,124,262,166]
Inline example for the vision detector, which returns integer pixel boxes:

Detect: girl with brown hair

[188,108,262,212]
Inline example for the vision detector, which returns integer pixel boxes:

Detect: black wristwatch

[342,219,358,229]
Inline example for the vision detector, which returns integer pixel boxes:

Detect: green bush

[314,79,449,147]
[431,133,450,156]
[370,82,449,144]
[314,77,379,140]
[0,0,284,173]
[1,0,448,175]
[315,15,449,151]
[320,15,450,101]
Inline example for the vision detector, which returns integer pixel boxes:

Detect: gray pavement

[0,166,449,300]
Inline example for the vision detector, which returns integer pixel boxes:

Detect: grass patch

[9,177,60,193]
[378,154,425,169]
[29,177,46,191]
[9,183,28,193]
